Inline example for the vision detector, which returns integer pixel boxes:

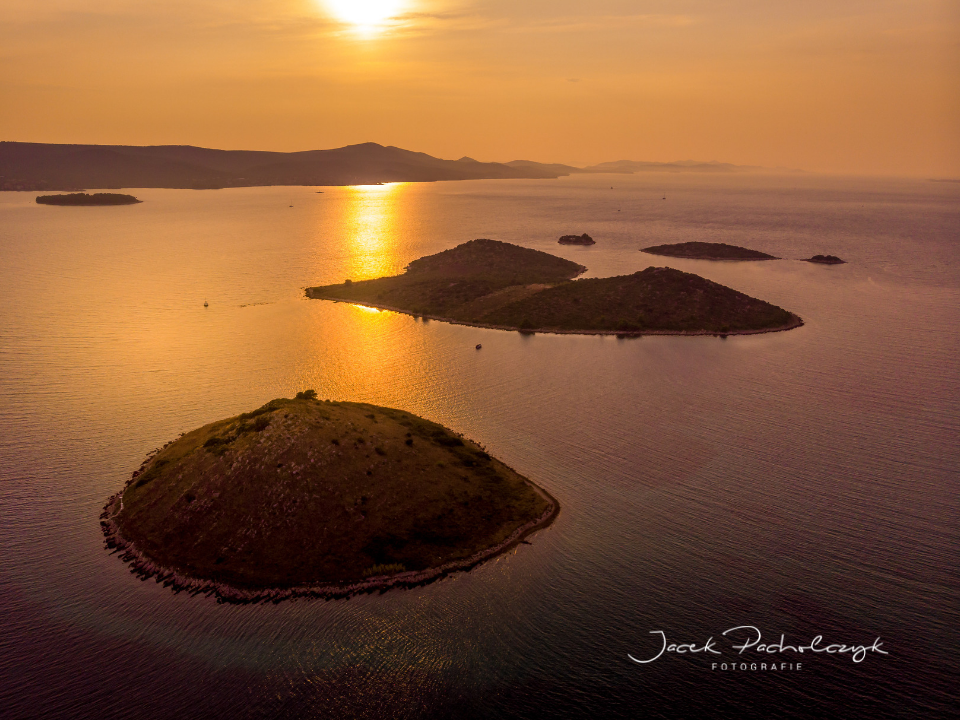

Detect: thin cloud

[386,11,701,36]
[501,14,700,34]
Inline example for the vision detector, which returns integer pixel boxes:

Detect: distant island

[641,242,778,261]
[36,192,141,206]
[558,233,595,245]
[804,254,845,265]
[101,392,558,602]
[306,239,802,336]
[1,140,777,191]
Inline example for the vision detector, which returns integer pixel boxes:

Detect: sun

[323,0,408,32]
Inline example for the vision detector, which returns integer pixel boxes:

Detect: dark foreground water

[1,174,958,718]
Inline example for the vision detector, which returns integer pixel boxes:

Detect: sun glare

[323,0,408,32]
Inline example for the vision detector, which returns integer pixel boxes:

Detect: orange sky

[1,0,957,176]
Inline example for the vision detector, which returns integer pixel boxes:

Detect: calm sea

[1,174,957,719]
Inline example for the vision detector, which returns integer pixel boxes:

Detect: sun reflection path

[341,183,408,281]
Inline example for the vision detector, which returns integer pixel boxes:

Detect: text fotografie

[628,626,889,665]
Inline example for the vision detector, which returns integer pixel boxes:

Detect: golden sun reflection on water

[340,183,408,281]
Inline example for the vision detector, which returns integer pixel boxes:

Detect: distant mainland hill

[0,140,778,191]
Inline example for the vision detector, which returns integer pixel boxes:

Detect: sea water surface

[0,174,958,718]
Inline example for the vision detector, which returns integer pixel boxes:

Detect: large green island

[101,393,558,602]
[307,239,802,336]
[37,192,142,206]
[641,241,778,261]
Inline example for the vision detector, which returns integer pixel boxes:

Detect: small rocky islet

[102,393,558,602]
[558,233,595,245]
[36,192,142,206]
[804,254,845,264]
[307,239,801,335]
[640,241,778,260]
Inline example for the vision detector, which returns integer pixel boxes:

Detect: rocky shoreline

[309,294,805,338]
[101,451,559,604]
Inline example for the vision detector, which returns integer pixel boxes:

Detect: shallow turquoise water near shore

[1,174,958,718]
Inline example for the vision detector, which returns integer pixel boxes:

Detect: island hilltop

[641,241,778,260]
[101,393,558,602]
[36,192,141,206]
[307,239,801,336]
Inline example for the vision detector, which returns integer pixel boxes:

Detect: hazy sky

[1,0,957,175]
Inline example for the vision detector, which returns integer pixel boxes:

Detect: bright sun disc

[323,0,407,30]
